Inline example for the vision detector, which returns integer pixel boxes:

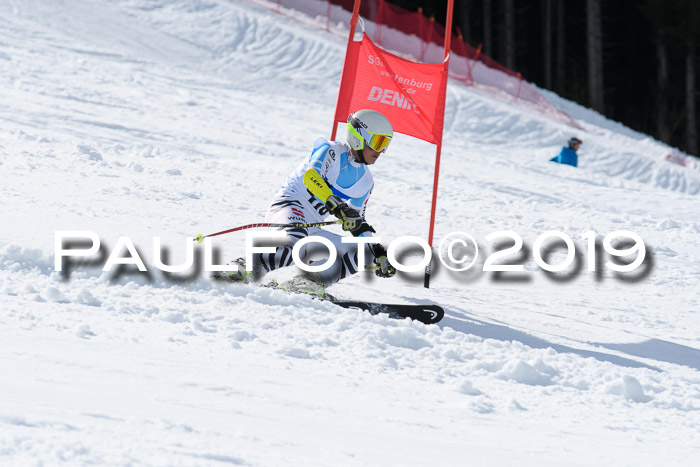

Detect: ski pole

[194,220,341,243]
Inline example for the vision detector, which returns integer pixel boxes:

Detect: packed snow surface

[1,0,699,465]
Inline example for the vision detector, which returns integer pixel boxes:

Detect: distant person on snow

[216,109,397,292]
[550,137,582,167]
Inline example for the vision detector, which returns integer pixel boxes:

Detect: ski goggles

[347,117,392,153]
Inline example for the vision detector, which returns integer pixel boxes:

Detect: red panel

[334,34,448,145]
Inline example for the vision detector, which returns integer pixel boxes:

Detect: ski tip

[330,300,445,325]
[427,305,445,324]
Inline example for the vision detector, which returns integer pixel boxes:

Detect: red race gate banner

[333,33,448,145]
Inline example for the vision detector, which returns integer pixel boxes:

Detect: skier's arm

[344,191,393,277]
[370,243,396,278]
[303,168,333,203]
[306,164,392,277]
[307,142,334,181]
[303,168,362,233]
[302,145,365,234]
[303,169,378,238]
[346,190,374,237]
[349,191,394,277]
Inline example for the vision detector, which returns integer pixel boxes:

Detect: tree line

[388,0,699,158]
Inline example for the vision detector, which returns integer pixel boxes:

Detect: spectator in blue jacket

[550,137,582,167]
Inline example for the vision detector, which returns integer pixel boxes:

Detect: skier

[550,137,582,167]
[218,109,397,292]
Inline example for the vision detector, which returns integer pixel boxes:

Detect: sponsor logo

[308,175,325,190]
[367,86,419,114]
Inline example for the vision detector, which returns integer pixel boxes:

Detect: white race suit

[253,137,379,284]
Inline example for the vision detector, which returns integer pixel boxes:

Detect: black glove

[371,243,396,278]
[326,195,362,232]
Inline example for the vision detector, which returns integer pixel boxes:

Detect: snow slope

[1,0,699,465]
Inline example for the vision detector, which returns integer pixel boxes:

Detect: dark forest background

[386,0,699,159]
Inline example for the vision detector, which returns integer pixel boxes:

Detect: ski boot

[211,258,252,283]
[277,272,327,297]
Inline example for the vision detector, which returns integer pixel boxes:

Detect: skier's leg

[306,230,374,285]
[254,224,309,277]
[213,222,310,282]
[252,194,319,278]
[214,192,326,282]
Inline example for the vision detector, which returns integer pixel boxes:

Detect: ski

[270,278,445,324]
[327,300,444,324]
[213,273,445,324]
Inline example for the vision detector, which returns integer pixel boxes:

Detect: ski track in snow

[1,0,700,465]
